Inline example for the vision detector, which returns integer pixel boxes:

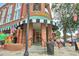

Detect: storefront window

[33,3,41,11]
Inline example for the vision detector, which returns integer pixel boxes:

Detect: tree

[51,3,79,44]
[55,31,61,39]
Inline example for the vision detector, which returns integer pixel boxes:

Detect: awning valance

[0,16,55,31]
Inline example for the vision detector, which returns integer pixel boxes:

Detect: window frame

[14,3,21,20]
[33,3,41,11]
[6,5,13,23]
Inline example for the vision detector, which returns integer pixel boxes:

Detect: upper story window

[14,3,22,20]
[45,8,49,13]
[15,3,22,11]
[0,11,1,15]
[0,11,1,25]
[14,9,20,20]
[2,8,6,17]
[0,11,1,19]
[1,8,6,25]
[6,5,13,23]
[33,3,41,11]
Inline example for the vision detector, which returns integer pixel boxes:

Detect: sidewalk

[0,45,79,56]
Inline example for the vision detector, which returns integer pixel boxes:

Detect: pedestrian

[12,32,17,43]
[67,38,72,46]
[56,39,61,48]
[0,32,5,48]
[0,40,5,48]
[60,38,65,47]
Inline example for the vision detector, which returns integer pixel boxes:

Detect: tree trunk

[63,24,67,45]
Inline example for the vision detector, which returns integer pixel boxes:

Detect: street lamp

[24,3,30,56]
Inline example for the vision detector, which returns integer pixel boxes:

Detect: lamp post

[24,3,30,56]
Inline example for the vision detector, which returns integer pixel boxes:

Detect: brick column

[16,29,19,43]
[41,23,46,47]
[22,24,27,47]
[19,29,22,43]
[48,25,52,41]
[16,27,22,44]
[28,23,33,48]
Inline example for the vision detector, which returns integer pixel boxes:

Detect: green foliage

[56,31,61,39]
[52,3,79,32]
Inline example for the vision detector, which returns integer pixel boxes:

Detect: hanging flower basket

[73,13,78,22]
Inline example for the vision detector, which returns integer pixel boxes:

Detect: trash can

[74,42,78,51]
[47,41,54,55]
[74,38,79,51]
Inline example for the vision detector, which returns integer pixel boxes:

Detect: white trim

[20,21,23,24]
[25,19,27,23]
[47,20,51,24]
[32,19,36,23]
[40,19,44,23]
[17,22,19,26]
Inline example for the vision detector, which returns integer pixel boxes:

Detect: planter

[4,44,23,51]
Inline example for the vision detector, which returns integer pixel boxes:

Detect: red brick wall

[48,25,52,40]
[28,23,33,48]
[0,3,52,28]
[41,23,46,47]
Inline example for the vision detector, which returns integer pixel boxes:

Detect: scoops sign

[73,14,78,22]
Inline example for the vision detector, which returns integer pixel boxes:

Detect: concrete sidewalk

[0,45,79,56]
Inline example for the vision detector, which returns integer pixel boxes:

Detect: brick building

[0,3,54,48]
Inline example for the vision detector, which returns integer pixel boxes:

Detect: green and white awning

[0,16,55,31]
[0,24,18,31]
[20,16,53,24]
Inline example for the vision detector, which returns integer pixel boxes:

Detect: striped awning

[0,19,54,31]
[19,19,53,25]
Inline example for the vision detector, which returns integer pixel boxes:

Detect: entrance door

[35,31,41,44]
[33,23,41,45]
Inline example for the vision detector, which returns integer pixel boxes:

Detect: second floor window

[0,11,1,25]
[1,9,6,24]
[6,5,13,23]
[33,3,41,11]
[14,9,20,20]
[15,3,22,11]
[0,11,1,15]
[13,3,22,20]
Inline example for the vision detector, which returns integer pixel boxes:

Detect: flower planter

[4,44,23,51]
